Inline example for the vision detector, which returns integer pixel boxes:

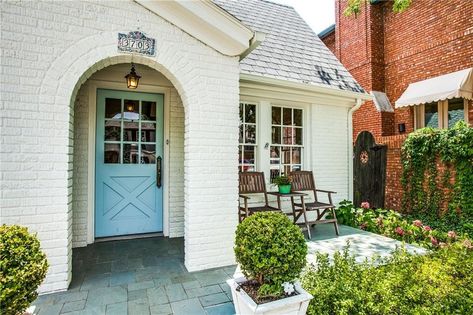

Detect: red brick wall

[321,31,336,53]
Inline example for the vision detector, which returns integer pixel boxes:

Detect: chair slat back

[290,171,317,200]
[239,172,267,194]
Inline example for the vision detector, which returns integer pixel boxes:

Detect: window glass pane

[282,146,291,164]
[123,143,139,164]
[424,103,439,128]
[292,147,301,164]
[141,101,156,121]
[270,146,280,164]
[123,121,139,142]
[104,143,120,163]
[295,128,303,145]
[245,125,256,144]
[272,126,281,144]
[105,98,121,119]
[243,145,255,165]
[447,99,464,128]
[239,125,243,144]
[294,109,303,126]
[105,123,120,141]
[270,169,280,183]
[283,108,292,125]
[141,122,156,142]
[272,107,281,124]
[245,104,256,124]
[283,127,293,145]
[239,145,243,164]
[123,100,139,121]
[140,144,155,164]
[292,165,302,171]
[239,104,244,124]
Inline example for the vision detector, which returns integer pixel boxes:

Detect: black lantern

[125,63,141,89]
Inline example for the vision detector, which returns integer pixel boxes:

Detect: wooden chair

[289,171,339,235]
[238,172,281,222]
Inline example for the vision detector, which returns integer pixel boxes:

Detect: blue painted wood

[95,89,164,237]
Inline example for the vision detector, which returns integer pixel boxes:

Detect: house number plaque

[118,31,155,56]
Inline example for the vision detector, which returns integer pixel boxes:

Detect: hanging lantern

[125,63,141,89]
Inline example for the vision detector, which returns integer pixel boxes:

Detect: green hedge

[1,225,48,315]
[301,243,473,315]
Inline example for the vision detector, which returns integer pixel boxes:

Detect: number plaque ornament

[118,31,155,56]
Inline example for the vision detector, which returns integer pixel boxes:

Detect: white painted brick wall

[1,0,239,293]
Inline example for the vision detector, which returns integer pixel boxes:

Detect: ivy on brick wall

[401,121,473,234]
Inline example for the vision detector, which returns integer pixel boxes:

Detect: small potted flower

[272,175,292,194]
[228,212,313,315]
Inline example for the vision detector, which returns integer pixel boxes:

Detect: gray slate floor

[32,237,235,315]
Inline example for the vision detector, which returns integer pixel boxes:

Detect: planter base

[227,277,313,315]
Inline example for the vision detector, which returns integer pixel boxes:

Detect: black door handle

[157,156,162,188]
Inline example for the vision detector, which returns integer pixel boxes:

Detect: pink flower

[360,202,370,209]
[423,226,432,231]
[462,239,473,249]
[430,236,439,246]
[395,227,404,236]
[360,222,368,230]
[447,231,457,239]
[412,220,423,228]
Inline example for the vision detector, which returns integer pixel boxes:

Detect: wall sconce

[398,123,406,133]
[125,63,141,89]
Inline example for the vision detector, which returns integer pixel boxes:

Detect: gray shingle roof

[213,0,364,93]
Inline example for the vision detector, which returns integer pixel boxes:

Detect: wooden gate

[353,131,387,209]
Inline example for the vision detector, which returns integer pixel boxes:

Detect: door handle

[157,156,162,188]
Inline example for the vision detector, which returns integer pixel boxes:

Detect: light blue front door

[95,89,164,238]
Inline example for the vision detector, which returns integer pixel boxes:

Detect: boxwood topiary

[1,225,49,315]
[234,212,307,297]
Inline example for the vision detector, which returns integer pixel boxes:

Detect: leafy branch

[344,0,412,17]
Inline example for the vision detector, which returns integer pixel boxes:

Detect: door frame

[86,80,171,244]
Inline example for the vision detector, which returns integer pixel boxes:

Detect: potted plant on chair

[227,212,312,315]
[273,175,292,194]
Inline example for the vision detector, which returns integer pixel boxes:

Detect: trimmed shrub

[234,212,307,296]
[1,225,48,315]
[301,243,473,315]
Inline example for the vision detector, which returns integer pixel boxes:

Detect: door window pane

[424,102,439,128]
[141,144,156,164]
[105,98,121,119]
[105,123,121,141]
[123,122,139,142]
[239,103,257,172]
[141,101,157,121]
[104,143,120,163]
[123,100,139,121]
[141,122,156,142]
[283,108,292,125]
[447,98,464,128]
[294,109,303,126]
[272,106,281,124]
[123,143,139,164]
[245,104,256,124]
[272,126,281,144]
[245,125,256,144]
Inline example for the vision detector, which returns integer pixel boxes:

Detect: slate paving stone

[62,305,106,315]
[110,271,135,286]
[86,262,111,275]
[128,288,147,301]
[128,257,144,270]
[111,259,129,273]
[198,292,230,307]
[193,269,230,286]
[86,286,127,306]
[171,273,196,284]
[128,280,154,291]
[185,285,222,299]
[80,274,110,291]
[181,280,201,290]
[165,284,187,302]
[60,300,86,313]
[147,286,169,306]
[219,283,233,300]
[105,302,127,315]
[128,298,151,315]
[204,302,235,315]
[38,304,62,315]
[170,298,206,315]
[150,303,172,315]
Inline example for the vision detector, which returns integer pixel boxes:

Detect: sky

[270,0,335,34]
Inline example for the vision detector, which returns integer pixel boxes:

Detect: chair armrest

[239,194,251,200]
[316,189,337,194]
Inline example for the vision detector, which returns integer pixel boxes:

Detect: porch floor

[32,225,425,315]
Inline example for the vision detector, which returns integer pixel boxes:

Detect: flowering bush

[335,200,470,250]
[301,242,473,315]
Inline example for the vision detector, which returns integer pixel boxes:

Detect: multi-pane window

[270,106,303,182]
[104,98,157,164]
[416,98,467,129]
[239,103,257,172]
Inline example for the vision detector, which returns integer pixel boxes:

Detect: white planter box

[227,277,313,315]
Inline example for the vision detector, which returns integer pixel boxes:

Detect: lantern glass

[125,64,141,89]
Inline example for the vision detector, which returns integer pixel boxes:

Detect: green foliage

[344,0,412,16]
[335,200,469,249]
[401,122,473,233]
[301,243,473,315]
[1,225,49,315]
[234,212,307,297]
[271,175,292,186]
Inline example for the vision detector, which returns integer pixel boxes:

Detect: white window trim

[414,98,469,129]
